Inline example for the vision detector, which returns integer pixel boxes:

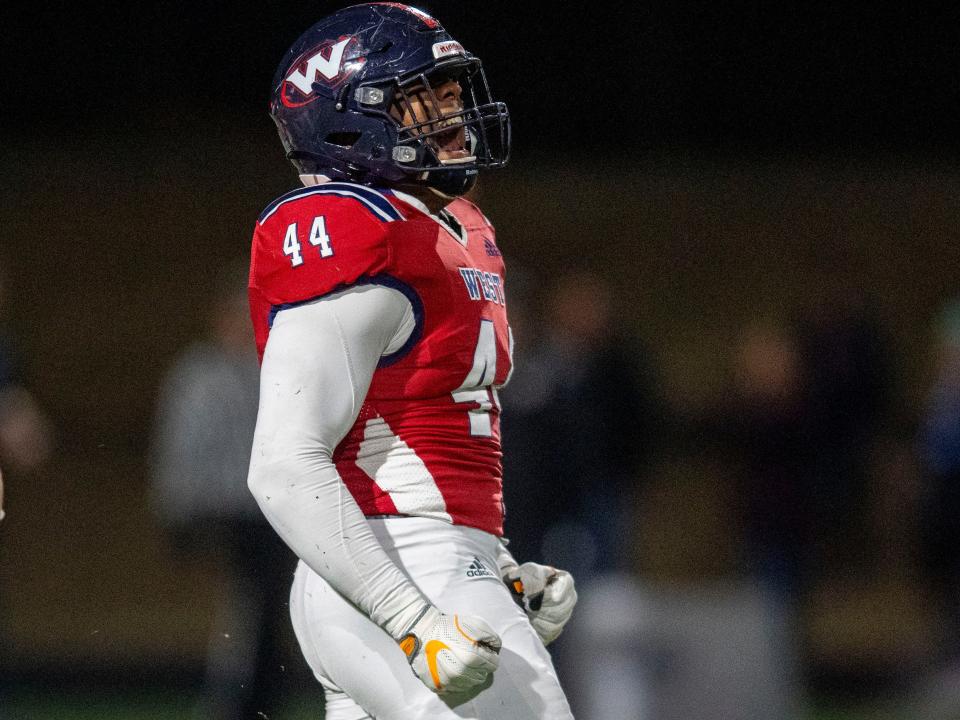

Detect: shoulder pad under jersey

[251,183,402,307]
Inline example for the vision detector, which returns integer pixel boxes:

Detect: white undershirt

[246,283,427,638]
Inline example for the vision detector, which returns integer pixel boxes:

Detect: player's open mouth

[434,119,470,160]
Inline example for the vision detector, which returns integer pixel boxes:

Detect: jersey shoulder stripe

[257,183,403,225]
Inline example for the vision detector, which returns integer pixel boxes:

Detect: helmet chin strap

[426,169,478,199]
[429,186,457,201]
[395,168,476,202]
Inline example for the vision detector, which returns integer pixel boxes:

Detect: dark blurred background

[3,2,960,718]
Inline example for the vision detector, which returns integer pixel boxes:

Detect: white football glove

[503,562,577,645]
[399,606,501,695]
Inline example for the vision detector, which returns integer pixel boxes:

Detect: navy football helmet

[269,3,511,197]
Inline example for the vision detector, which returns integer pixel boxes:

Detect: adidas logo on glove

[466,556,495,578]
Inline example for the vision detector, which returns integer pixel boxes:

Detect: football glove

[503,562,577,645]
[399,606,501,695]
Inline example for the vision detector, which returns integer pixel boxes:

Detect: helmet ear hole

[325,132,362,148]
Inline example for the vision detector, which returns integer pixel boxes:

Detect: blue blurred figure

[501,270,660,580]
[919,298,960,662]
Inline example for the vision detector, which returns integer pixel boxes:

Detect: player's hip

[367,516,505,591]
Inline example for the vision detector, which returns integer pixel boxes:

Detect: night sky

[6,2,960,156]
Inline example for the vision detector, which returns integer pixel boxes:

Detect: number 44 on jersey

[284,216,334,267]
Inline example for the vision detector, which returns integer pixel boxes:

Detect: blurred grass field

[4,691,324,720]
[3,692,913,720]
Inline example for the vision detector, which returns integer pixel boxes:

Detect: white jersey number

[283,216,334,267]
[452,319,503,437]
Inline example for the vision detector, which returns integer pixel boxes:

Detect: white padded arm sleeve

[247,284,426,639]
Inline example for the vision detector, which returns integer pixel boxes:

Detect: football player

[246,4,577,718]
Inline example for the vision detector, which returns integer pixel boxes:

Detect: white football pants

[289,516,574,719]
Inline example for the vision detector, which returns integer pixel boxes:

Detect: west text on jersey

[458,267,505,306]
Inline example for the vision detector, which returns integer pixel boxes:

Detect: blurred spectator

[0,258,53,715]
[919,297,960,659]
[148,268,293,720]
[694,299,896,700]
[716,320,812,598]
[0,387,53,476]
[501,269,661,580]
[797,293,891,571]
[0,259,53,482]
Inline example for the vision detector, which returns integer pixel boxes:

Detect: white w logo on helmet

[284,38,360,97]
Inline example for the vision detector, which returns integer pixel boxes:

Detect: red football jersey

[249,182,512,536]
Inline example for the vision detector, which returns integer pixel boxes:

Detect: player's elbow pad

[246,462,271,509]
[246,450,291,510]
[246,445,337,516]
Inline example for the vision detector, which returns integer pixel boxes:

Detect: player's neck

[396,186,451,215]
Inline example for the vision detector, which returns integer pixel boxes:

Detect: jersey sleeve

[249,188,395,359]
